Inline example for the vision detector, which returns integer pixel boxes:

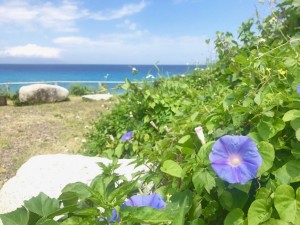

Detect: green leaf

[190,112,199,122]
[60,216,95,225]
[257,141,275,176]
[248,132,264,143]
[121,207,172,224]
[257,120,271,140]
[284,57,297,67]
[24,192,60,217]
[274,185,300,224]
[272,118,285,137]
[190,219,205,225]
[178,135,191,144]
[114,143,124,158]
[257,118,285,140]
[234,54,248,65]
[171,197,188,225]
[219,188,249,211]
[261,219,291,225]
[192,169,215,194]
[223,93,236,110]
[47,205,79,219]
[292,139,300,158]
[36,218,60,225]
[248,199,272,225]
[180,147,195,155]
[262,111,274,117]
[73,208,99,217]
[0,207,29,225]
[160,160,183,178]
[224,208,244,225]
[254,91,262,105]
[273,159,300,184]
[170,190,193,213]
[296,129,300,141]
[291,118,300,130]
[282,110,300,122]
[256,188,272,200]
[58,192,78,207]
[197,141,214,166]
[107,180,138,202]
[61,182,92,200]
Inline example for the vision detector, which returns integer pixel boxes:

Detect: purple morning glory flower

[297,84,300,94]
[209,135,262,184]
[121,131,133,142]
[109,193,166,222]
[123,193,166,209]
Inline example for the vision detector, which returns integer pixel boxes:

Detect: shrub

[69,84,95,96]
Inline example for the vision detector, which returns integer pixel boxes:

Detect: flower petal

[209,135,262,184]
[121,131,133,142]
[124,193,166,209]
[211,163,240,183]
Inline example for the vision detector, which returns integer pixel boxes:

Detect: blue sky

[0,0,277,64]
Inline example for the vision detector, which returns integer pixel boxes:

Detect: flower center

[229,155,242,167]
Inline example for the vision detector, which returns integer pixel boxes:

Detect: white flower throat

[228,154,242,167]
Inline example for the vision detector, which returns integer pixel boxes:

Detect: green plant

[69,84,95,96]
[2,0,300,224]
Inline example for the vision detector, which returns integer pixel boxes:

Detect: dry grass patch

[0,96,114,188]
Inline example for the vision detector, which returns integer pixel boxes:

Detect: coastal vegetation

[1,0,300,224]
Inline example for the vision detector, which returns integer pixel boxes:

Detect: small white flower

[109,135,115,141]
[269,17,277,24]
[195,126,206,145]
[164,125,170,133]
[150,121,158,129]
[258,38,266,43]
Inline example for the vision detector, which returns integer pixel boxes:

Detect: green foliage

[84,0,300,223]
[0,163,181,224]
[69,84,95,96]
[2,0,300,224]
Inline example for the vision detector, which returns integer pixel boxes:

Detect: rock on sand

[82,93,113,101]
[19,84,69,103]
[0,154,149,221]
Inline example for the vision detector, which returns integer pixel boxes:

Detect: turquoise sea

[0,64,198,92]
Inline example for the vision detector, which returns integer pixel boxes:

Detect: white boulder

[0,154,149,219]
[19,84,69,103]
[82,93,113,101]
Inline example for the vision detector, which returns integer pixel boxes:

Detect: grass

[0,96,114,188]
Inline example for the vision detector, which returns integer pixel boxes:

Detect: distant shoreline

[0,64,202,93]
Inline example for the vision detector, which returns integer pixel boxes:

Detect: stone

[19,84,69,103]
[0,154,149,220]
[82,93,113,101]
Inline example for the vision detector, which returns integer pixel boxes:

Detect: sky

[0,0,278,65]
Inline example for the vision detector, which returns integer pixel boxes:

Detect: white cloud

[89,1,146,21]
[53,36,95,46]
[1,44,61,58]
[0,0,147,32]
[52,33,214,64]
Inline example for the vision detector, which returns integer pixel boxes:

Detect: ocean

[0,64,197,93]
